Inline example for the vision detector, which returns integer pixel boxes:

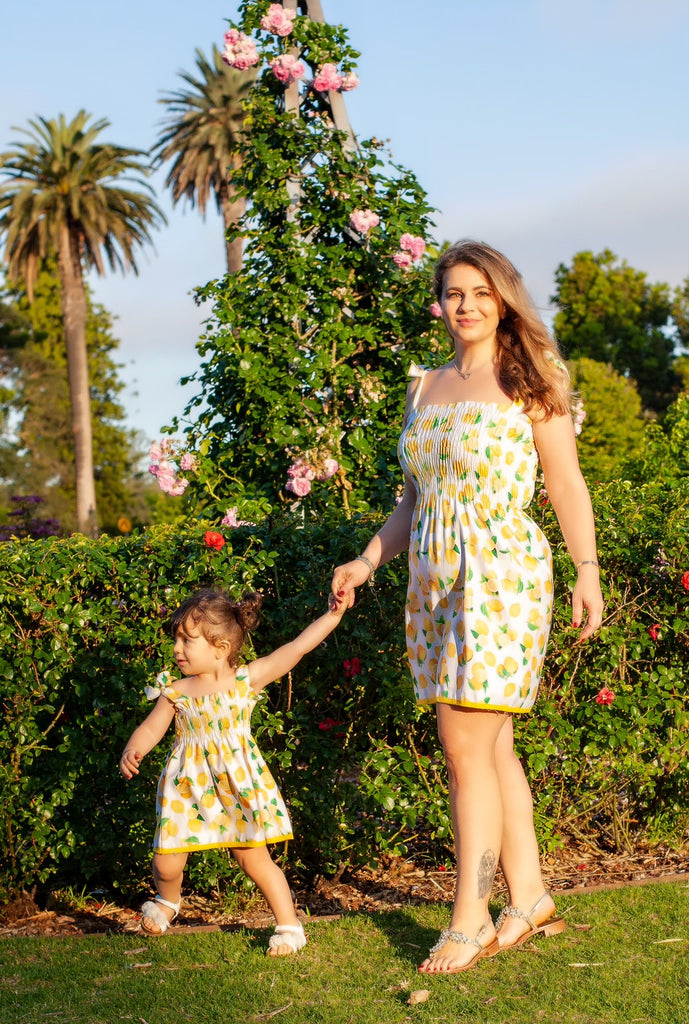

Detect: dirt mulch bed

[2,843,687,939]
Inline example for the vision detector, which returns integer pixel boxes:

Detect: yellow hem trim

[416,696,533,714]
[152,834,294,855]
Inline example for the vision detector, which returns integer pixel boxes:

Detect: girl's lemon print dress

[398,367,553,713]
[145,668,293,854]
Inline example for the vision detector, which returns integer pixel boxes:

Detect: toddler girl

[120,586,347,955]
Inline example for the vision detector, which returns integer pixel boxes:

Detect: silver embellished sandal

[419,920,499,974]
[140,895,181,935]
[495,892,566,950]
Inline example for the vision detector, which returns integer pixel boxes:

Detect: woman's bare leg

[419,705,507,973]
[494,717,555,945]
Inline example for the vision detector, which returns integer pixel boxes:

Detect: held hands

[330,558,373,608]
[572,565,604,642]
[119,748,143,779]
[327,590,353,616]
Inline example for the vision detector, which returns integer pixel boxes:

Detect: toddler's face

[173,624,224,676]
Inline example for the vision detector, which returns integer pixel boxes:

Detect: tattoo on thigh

[477,850,497,898]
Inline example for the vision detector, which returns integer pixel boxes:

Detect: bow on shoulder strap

[144,669,176,702]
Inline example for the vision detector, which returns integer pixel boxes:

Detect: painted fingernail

[338,590,345,596]
[573,622,580,628]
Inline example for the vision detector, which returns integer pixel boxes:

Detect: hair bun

[235,591,263,632]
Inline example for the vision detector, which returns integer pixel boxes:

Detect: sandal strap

[496,892,550,931]
[429,920,492,956]
[268,923,306,952]
[154,896,181,914]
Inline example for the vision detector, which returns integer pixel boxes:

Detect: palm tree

[153,46,255,275]
[0,111,165,534]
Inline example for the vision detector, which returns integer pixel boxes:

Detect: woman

[331,240,604,974]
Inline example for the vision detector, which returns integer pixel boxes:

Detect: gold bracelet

[576,560,599,569]
[355,554,376,586]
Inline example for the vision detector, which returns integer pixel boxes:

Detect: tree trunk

[220,156,246,275]
[57,223,98,535]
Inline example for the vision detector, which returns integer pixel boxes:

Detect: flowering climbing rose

[270,53,306,83]
[260,3,296,36]
[393,251,414,270]
[682,570,689,592]
[399,233,426,260]
[222,29,259,70]
[350,209,380,234]
[595,687,615,705]
[340,72,359,91]
[313,62,343,91]
[204,531,225,551]
[316,458,339,480]
[649,623,662,641]
[429,302,442,317]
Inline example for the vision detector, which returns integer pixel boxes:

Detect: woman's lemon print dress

[398,367,553,713]
[145,668,293,854]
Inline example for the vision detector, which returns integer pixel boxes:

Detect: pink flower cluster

[285,455,339,498]
[270,53,306,83]
[572,398,586,436]
[350,209,380,234]
[149,440,195,497]
[221,506,253,528]
[260,3,296,36]
[222,28,259,70]
[393,233,426,270]
[312,63,359,93]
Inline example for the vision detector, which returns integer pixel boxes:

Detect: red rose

[204,530,225,551]
[682,570,689,592]
[595,687,615,706]
[648,623,661,642]
[343,657,362,678]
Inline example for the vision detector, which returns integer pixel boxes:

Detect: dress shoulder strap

[408,362,427,410]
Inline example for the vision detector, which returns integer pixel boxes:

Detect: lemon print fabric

[144,668,293,853]
[398,393,553,713]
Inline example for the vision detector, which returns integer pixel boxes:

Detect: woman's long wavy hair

[433,240,571,418]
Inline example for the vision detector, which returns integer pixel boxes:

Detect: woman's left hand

[572,567,604,641]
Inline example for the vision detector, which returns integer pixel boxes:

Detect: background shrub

[0,473,687,903]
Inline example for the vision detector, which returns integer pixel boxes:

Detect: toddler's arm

[119,696,175,779]
[248,594,348,694]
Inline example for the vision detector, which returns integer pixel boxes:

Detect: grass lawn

[1,881,686,1024]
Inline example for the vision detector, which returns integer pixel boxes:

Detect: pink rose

[340,72,359,91]
[350,209,380,234]
[179,453,195,472]
[286,476,312,497]
[429,302,442,318]
[221,507,240,528]
[261,3,296,36]
[399,233,426,260]
[222,30,259,70]
[270,54,305,83]
[287,458,315,481]
[149,442,163,461]
[595,687,615,706]
[313,63,343,92]
[316,458,339,481]
[393,251,414,270]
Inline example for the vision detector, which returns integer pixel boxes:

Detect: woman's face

[440,263,503,348]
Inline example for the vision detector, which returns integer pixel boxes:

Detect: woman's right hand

[330,558,373,607]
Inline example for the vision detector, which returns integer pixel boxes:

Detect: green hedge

[0,480,687,903]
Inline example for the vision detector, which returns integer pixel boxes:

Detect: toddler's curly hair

[168,588,263,666]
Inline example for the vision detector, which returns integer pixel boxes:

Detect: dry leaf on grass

[407,989,431,1005]
[253,1001,293,1021]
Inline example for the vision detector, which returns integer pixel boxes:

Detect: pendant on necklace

[453,362,472,380]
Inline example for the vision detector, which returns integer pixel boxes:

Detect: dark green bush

[0,480,687,903]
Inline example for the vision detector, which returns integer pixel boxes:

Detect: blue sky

[2,0,688,444]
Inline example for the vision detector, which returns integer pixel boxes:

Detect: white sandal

[140,895,181,935]
[267,923,307,956]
